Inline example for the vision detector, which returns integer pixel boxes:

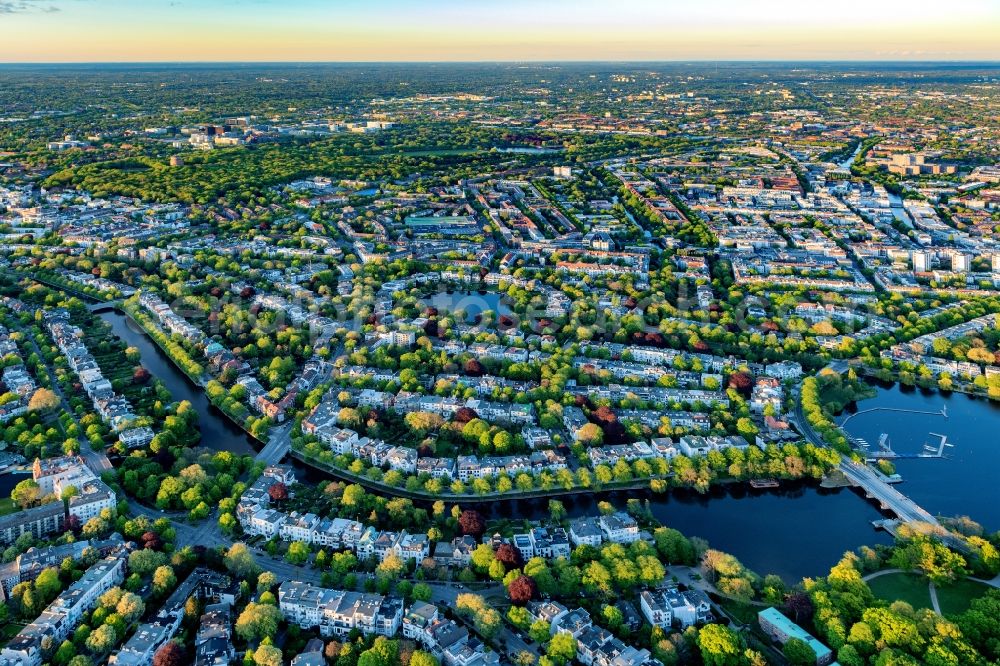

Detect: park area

[867,571,992,615]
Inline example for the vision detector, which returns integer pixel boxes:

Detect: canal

[99,309,259,456]
[841,382,1000,532]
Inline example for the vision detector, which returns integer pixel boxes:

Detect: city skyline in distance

[0,0,999,63]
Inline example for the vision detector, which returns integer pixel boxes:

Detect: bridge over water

[840,460,969,552]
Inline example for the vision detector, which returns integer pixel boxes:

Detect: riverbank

[289,448,672,503]
[98,308,262,456]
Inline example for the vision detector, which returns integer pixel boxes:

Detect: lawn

[936,579,991,616]
[716,597,762,625]
[0,496,17,516]
[0,621,25,641]
[868,572,932,610]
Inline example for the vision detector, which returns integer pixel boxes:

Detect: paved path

[929,582,942,614]
[861,568,905,582]
[862,568,948,616]
[970,573,1000,589]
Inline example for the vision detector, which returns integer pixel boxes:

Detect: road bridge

[840,460,969,552]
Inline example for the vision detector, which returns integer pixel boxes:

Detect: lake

[420,289,514,324]
[840,382,1000,532]
[99,310,259,456]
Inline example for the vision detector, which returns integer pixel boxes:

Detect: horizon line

[1,59,1000,66]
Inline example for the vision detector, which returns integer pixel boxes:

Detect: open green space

[937,579,992,616]
[868,572,933,610]
[715,597,763,625]
[0,496,18,517]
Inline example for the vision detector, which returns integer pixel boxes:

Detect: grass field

[0,496,17,516]
[868,572,933,610]
[936,579,991,616]
[717,598,763,625]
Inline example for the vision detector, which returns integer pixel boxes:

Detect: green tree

[11,478,42,509]
[152,566,177,597]
[235,602,282,642]
[783,638,817,666]
[225,542,260,578]
[697,624,743,666]
[546,633,577,666]
[285,541,310,566]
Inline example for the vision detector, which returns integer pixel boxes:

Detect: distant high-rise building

[912,251,932,273]
[952,253,972,273]
[553,166,574,179]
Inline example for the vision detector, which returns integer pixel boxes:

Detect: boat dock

[857,432,954,461]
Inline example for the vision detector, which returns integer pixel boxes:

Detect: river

[98,310,259,456]
[841,382,1000,532]
[482,482,893,582]
[837,140,865,170]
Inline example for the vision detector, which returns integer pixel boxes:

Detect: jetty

[860,432,954,461]
[840,403,947,427]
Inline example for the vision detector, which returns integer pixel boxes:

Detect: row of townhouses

[1,552,127,666]
[43,310,153,449]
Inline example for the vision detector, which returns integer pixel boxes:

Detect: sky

[0,0,999,62]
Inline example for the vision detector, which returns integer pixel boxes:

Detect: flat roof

[759,607,832,660]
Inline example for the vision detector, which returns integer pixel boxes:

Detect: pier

[857,432,954,461]
[840,404,947,427]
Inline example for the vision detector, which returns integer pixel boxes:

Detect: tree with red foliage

[423,319,439,337]
[498,315,515,329]
[65,514,81,534]
[760,321,780,333]
[210,287,224,298]
[153,642,186,666]
[591,406,626,444]
[268,482,289,503]
[495,543,523,570]
[454,407,478,424]
[92,267,102,276]
[133,367,152,384]
[784,592,814,624]
[507,575,537,604]
[464,359,485,377]
[239,286,256,299]
[458,509,486,537]
[142,531,163,551]
[728,372,753,395]
[692,340,710,353]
